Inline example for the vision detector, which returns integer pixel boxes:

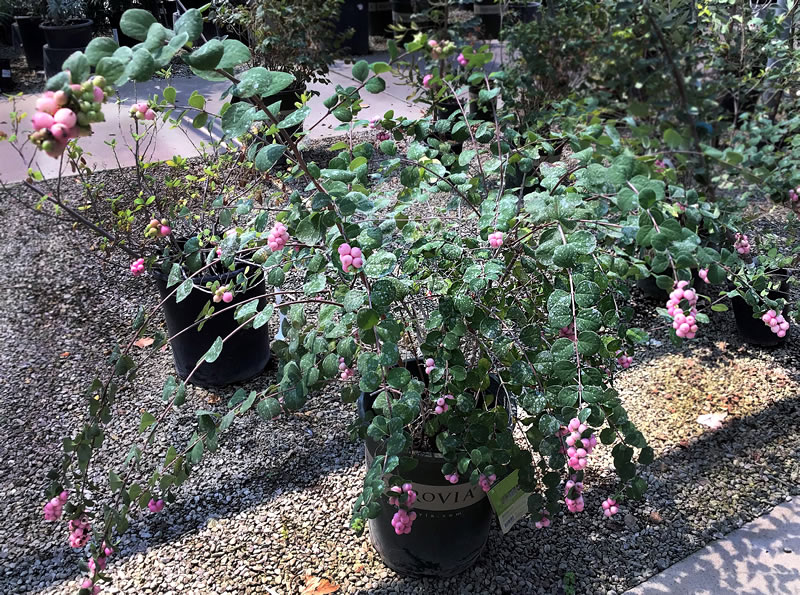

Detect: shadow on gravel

[21,385,800,595]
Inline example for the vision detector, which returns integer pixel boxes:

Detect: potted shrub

[725,233,798,346]
[2,22,274,387]
[15,7,798,592]
[40,0,93,76]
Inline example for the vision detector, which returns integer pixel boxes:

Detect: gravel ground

[2,147,800,595]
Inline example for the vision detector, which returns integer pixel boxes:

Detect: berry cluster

[457,53,468,67]
[666,280,699,339]
[213,284,233,304]
[338,357,354,380]
[478,473,497,492]
[444,472,459,484]
[337,243,364,273]
[389,483,418,535]
[130,258,145,277]
[30,77,109,157]
[145,218,171,239]
[80,579,102,595]
[488,231,504,248]
[616,352,633,369]
[267,222,290,252]
[129,101,156,121]
[789,187,800,203]
[762,309,790,338]
[698,268,710,284]
[148,498,165,513]
[426,38,455,59]
[370,117,391,141]
[534,509,550,529]
[43,490,69,521]
[734,233,751,255]
[601,497,619,517]
[562,417,597,471]
[564,477,585,513]
[68,516,91,548]
[87,543,113,574]
[434,394,454,414]
[424,357,436,374]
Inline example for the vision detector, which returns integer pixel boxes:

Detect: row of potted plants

[1,2,798,592]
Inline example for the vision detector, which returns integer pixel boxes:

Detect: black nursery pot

[369,0,393,37]
[40,19,93,49]
[731,269,790,347]
[153,268,271,388]
[357,360,507,578]
[14,16,46,70]
[336,0,370,55]
[474,0,501,39]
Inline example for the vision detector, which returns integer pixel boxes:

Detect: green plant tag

[487,470,530,534]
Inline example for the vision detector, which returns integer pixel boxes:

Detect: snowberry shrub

[3,8,776,594]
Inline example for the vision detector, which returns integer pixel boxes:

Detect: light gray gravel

[2,154,800,595]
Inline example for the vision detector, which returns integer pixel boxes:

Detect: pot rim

[151,266,247,286]
[40,19,94,30]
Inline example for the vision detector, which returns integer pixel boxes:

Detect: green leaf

[279,105,310,129]
[363,251,397,278]
[553,244,578,268]
[120,9,157,41]
[344,290,367,312]
[547,289,572,329]
[219,39,252,69]
[253,305,274,329]
[638,188,657,209]
[379,140,397,156]
[664,128,684,149]
[256,398,282,420]
[85,37,119,66]
[62,52,90,83]
[235,67,295,98]
[387,367,411,389]
[303,273,326,295]
[220,102,256,139]
[188,92,205,110]
[126,49,156,82]
[185,39,224,71]
[203,337,223,363]
[163,86,177,103]
[539,414,560,436]
[45,71,70,91]
[255,144,286,171]
[352,60,370,82]
[96,57,126,85]
[138,412,156,433]
[333,106,352,122]
[173,8,204,42]
[176,279,193,303]
[577,331,601,356]
[357,308,380,330]
[365,77,386,93]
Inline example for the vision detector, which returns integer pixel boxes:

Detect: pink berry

[145,109,156,121]
[53,90,68,106]
[222,291,233,303]
[93,85,105,103]
[32,111,55,130]
[36,96,57,114]
[54,108,77,128]
[338,243,351,256]
[352,257,363,269]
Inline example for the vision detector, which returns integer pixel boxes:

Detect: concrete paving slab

[0,65,425,184]
[624,498,800,595]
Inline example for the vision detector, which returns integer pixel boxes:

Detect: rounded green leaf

[120,9,157,42]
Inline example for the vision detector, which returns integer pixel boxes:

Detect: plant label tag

[487,470,530,534]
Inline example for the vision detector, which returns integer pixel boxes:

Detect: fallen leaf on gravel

[60,352,70,357]
[649,511,663,524]
[697,412,727,429]
[133,337,154,348]
[205,393,221,404]
[301,575,339,595]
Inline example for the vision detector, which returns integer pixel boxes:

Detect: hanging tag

[487,470,531,534]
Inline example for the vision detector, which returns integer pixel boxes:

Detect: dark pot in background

[336,0,370,55]
[474,0,501,39]
[731,268,790,347]
[469,84,496,121]
[14,16,46,70]
[510,2,541,23]
[153,268,271,387]
[357,359,508,577]
[40,19,93,49]
[369,0,393,37]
